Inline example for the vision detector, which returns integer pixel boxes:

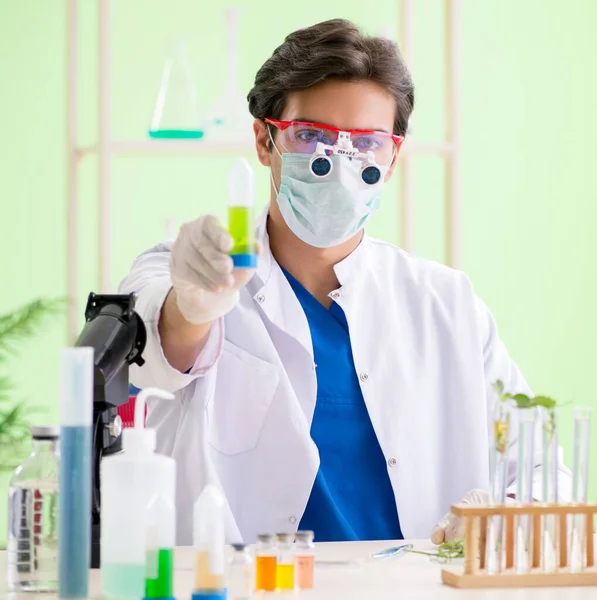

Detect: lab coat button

[330,291,340,299]
[388,457,397,467]
[289,516,297,524]
[359,372,369,382]
[256,294,266,304]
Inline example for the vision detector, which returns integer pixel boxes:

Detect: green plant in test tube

[228,158,257,268]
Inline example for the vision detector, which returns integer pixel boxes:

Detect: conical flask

[204,7,254,142]
[149,38,204,139]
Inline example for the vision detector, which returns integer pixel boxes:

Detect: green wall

[1,0,596,545]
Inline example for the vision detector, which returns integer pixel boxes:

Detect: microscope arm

[74,292,147,568]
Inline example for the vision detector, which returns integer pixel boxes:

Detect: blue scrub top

[282,267,403,542]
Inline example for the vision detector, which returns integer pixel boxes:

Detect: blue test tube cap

[231,253,258,268]
[191,592,227,600]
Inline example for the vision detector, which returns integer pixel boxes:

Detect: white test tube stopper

[228,158,255,208]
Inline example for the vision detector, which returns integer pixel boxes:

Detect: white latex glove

[431,489,490,544]
[170,214,258,325]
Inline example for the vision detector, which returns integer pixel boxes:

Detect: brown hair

[247,19,414,137]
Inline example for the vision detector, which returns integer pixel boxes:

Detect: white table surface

[2,539,597,600]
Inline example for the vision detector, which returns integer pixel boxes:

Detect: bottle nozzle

[122,387,175,453]
[134,387,175,430]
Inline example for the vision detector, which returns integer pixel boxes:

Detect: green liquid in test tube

[228,158,257,268]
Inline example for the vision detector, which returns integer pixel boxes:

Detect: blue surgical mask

[272,152,388,248]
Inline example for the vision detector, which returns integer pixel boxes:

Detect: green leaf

[0,297,64,469]
[529,396,557,410]
[0,376,13,403]
[511,393,532,408]
[407,539,465,563]
[0,298,65,362]
[493,380,504,395]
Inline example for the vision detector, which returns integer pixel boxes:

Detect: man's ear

[254,119,272,167]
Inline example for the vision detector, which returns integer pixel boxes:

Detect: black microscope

[74,292,147,568]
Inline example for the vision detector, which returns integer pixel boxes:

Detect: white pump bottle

[100,388,176,599]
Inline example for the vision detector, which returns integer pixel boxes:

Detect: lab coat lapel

[249,208,314,360]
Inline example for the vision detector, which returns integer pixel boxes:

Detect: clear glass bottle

[295,531,315,589]
[254,534,276,592]
[7,425,60,592]
[228,544,253,600]
[275,533,295,591]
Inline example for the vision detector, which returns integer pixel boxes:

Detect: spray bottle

[100,388,176,599]
[192,485,227,600]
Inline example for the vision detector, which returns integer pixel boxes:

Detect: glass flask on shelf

[203,7,254,143]
[148,37,204,140]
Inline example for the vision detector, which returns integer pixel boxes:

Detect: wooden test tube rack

[441,503,597,588]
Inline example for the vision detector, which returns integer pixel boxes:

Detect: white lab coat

[118,208,571,545]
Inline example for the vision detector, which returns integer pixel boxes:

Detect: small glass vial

[228,544,253,600]
[7,426,60,592]
[254,534,276,592]
[275,533,295,591]
[295,531,315,589]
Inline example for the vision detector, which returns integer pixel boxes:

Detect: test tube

[192,485,227,600]
[228,158,257,268]
[144,492,175,600]
[254,534,276,592]
[486,398,513,575]
[275,533,295,591]
[514,407,536,574]
[570,407,592,572]
[541,408,559,573]
[295,531,315,589]
[59,347,93,599]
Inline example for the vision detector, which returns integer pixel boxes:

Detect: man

[120,19,570,545]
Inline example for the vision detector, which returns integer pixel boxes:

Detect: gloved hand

[170,214,258,325]
[431,489,490,544]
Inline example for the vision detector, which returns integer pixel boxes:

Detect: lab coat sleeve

[475,294,573,502]
[117,242,224,393]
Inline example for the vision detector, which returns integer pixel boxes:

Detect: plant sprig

[493,380,558,411]
[0,298,64,469]
[0,298,64,362]
[407,540,464,563]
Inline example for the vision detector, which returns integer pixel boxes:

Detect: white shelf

[74,139,454,159]
[76,139,254,158]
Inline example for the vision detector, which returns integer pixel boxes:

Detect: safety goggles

[265,118,404,165]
